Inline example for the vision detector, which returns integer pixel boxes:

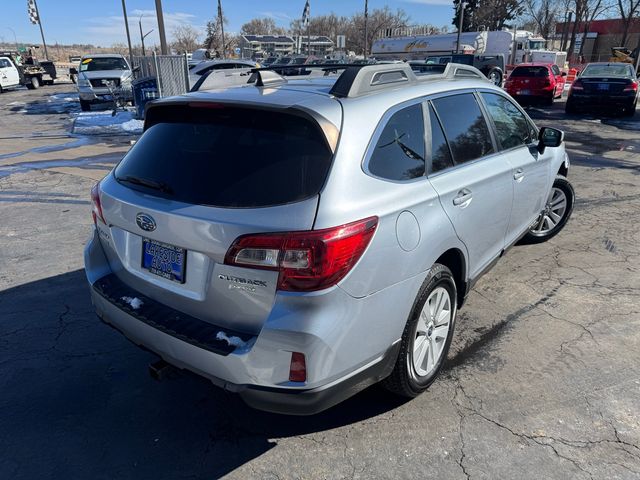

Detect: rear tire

[486,67,503,86]
[522,176,574,244]
[27,76,40,90]
[565,99,576,114]
[623,100,637,117]
[382,264,457,398]
[80,99,91,112]
[545,94,554,106]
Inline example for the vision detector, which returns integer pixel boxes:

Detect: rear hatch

[507,66,550,93]
[95,102,339,335]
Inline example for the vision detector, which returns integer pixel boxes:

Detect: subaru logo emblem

[136,213,156,232]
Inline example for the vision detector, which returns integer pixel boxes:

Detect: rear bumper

[568,93,636,108]
[84,229,414,415]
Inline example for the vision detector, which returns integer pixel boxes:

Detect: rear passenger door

[427,93,513,280]
[479,92,550,245]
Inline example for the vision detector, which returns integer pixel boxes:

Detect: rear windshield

[581,64,630,77]
[510,66,549,77]
[113,107,333,208]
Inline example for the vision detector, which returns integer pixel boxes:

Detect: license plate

[597,83,609,91]
[519,89,531,95]
[142,238,186,283]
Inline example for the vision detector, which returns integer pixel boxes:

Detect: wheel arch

[435,248,467,308]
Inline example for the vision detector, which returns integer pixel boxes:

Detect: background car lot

[1,83,639,479]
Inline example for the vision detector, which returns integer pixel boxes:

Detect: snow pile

[121,296,144,310]
[73,110,143,135]
[216,331,247,348]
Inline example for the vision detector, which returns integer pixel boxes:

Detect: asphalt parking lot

[1,83,639,479]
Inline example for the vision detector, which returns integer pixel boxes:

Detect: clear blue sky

[3,0,455,47]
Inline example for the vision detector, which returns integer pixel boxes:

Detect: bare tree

[203,15,229,57]
[524,0,561,44]
[172,24,200,54]
[616,0,640,46]
[241,18,287,35]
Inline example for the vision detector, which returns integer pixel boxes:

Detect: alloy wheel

[530,187,567,235]
[412,286,452,377]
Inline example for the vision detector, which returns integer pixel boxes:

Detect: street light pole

[456,1,468,54]
[121,0,134,68]
[139,15,153,56]
[218,0,226,58]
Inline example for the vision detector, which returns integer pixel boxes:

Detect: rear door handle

[514,169,525,181]
[453,188,473,206]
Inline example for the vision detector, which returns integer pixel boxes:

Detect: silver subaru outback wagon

[85,63,574,414]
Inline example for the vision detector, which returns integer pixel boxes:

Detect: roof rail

[329,63,418,98]
[247,69,288,87]
[248,62,488,96]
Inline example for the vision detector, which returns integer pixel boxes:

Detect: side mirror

[561,71,567,76]
[538,127,564,154]
[132,65,141,73]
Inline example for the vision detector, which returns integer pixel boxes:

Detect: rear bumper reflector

[92,273,253,356]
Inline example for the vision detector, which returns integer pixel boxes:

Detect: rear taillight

[623,81,638,93]
[570,79,583,91]
[225,217,378,292]
[91,182,106,225]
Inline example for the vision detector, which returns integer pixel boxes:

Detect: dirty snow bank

[73,110,143,135]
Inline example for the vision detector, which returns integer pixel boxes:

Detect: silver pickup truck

[76,54,134,111]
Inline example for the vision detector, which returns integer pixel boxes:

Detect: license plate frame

[141,238,187,284]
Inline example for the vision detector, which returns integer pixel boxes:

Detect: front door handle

[453,188,473,207]
[514,169,525,181]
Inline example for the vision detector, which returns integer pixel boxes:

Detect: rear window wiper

[118,175,174,194]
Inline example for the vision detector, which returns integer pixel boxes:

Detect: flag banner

[27,0,39,24]
[302,0,310,27]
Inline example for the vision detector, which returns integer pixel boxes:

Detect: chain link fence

[133,53,189,98]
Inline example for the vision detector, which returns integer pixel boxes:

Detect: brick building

[555,18,640,62]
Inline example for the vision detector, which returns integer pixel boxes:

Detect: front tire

[523,176,574,244]
[26,76,40,90]
[487,67,503,86]
[382,264,457,398]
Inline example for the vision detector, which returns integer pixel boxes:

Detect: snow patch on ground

[73,110,143,135]
[216,331,247,348]
[121,296,144,310]
[49,92,79,103]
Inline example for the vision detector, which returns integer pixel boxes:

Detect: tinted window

[581,64,630,77]
[551,65,561,75]
[510,66,549,77]
[0,59,10,68]
[432,94,494,164]
[368,104,425,181]
[481,93,534,150]
[80,57,128,72]
[427,105,454,174]
[114,107,333,208]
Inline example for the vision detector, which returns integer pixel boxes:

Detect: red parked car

[505,63,567,106]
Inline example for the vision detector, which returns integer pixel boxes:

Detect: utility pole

[364,0,368,58]
[32,0,49,59]
[121,0,134,68]
[139,15,154,56]
[456,1,468,54]
[6,27,18,51]
[155,0,169,55]
[218,0,226,58]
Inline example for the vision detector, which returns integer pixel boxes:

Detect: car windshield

[581,64,630,77]
[114,106,334,208]
[510,66,549,77]
[80,57,128,71]
[528,40,546,50]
